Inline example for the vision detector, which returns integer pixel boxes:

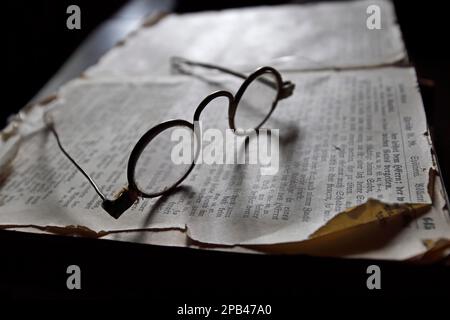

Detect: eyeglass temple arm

[171,56,294,100]
[48,122,137,219]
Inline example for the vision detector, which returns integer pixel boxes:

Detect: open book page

[0,66,436,247]
[86,0,405,78]
[8,173,449,260]
[103,175,450,261]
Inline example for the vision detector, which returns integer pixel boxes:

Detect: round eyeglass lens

[234,72,279,132]
[133,124,196,196]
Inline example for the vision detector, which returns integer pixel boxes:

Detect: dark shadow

[278,123,300,145]
[236,122,300,166]
[132,185,195,243]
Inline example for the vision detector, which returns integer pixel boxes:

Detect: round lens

[233,72,279,131]
[133,124,196,196]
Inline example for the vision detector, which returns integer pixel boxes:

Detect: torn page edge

[1,224,187,239]
[182,168,436,246]
[309,167,435,240]
[246,170,449,261]
[179,202,431,247]
[308,201,431,240]
[0,170,435,246]
[1,94,58,141]
[413,238,450,263]
[0,94,59,180]
[0,166,438,249]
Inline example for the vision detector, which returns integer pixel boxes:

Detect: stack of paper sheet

[1,0,449,260]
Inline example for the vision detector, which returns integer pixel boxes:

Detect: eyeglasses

[47,57,295,219]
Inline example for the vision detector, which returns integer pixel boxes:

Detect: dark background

[3,0,450,301]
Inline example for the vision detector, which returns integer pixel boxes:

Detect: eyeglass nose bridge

[193,90,235,124]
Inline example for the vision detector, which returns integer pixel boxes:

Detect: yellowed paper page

[0,67,435,247]
[87,0,406,78]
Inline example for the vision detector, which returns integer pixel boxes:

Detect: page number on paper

[366,5,381,30]
[66,264,81,290]
[366,264,381,290]
[66,5,81,30]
